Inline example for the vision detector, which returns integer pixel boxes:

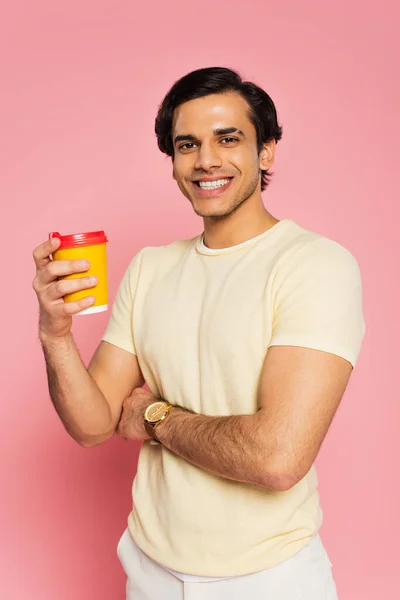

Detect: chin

[193,196,245,220]
[191,203,232,219]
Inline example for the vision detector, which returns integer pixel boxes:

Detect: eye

[178,142,197,151]
[221,137,238,144]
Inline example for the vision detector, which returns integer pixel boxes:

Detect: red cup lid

[49,230,108,249]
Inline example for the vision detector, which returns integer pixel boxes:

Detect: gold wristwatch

[144,401,173,442]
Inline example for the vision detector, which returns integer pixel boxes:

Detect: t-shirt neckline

[196,219,293,256]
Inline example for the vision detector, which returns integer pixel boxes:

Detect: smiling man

[34,67,365,599]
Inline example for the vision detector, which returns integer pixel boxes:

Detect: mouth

[191,177,233,198]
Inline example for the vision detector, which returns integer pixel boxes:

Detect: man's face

[171,92,273,220]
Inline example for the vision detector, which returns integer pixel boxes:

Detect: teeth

[198,178,230,189]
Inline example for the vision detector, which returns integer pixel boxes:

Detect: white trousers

[117,528,339,599]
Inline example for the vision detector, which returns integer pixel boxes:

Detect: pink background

[1,1,398,598]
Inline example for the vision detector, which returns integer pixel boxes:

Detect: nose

[194,142,222,171]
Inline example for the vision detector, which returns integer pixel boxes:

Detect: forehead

[172,92,255,137]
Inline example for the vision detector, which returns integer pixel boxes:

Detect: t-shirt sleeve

[101,249,144,355]
[268,237,366,368]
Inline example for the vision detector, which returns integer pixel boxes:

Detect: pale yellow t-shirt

[102,218,365,577]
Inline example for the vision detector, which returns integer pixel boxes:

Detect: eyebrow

[173,127,245,145]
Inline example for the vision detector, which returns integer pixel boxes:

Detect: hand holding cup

[32,230,108,339]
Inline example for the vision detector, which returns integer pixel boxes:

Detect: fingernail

[88,277,97,285]
[79,260,90,269]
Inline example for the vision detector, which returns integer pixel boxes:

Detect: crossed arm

[153,347,352,490]
[43,332,352,492]
[113,343,353,492]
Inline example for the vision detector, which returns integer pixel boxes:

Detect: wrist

[153,405,191,444]
[39,328,72,347]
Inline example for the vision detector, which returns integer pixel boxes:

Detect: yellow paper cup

[49,230,109,316]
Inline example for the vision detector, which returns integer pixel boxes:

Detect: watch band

[144,420,159,441]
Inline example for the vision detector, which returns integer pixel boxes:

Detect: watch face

[145,401,168,423]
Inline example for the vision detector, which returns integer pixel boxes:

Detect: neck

[202,197,279,250]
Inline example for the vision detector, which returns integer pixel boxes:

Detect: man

[33,67,365,599]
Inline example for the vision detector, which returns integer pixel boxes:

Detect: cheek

[227,148,256,171]
[174,153,201,180]
[172,159,186,182]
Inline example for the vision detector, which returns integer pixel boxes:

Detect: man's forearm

[40,332,113,446]
[155,407,287,490]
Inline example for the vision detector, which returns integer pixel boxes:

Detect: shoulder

[274,221,361,278]
[141,235,199,264]
[124,235,200,277]
[142,235,200,258]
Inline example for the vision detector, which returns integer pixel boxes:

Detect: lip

[193,176,233,183]
[191,177,233,198]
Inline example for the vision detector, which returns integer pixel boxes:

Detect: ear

[259,139,276,171]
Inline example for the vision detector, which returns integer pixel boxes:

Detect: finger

[45,275,98,301]
[49,295,96,318]
[116,423,128,441]
[33,237,61,271]
[130,388,145,398]
[37,259,91,287]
